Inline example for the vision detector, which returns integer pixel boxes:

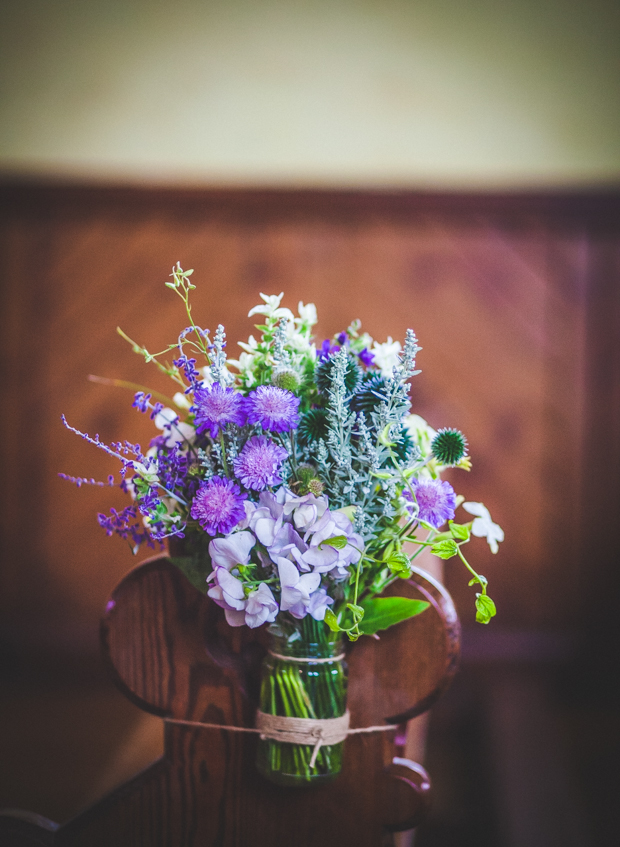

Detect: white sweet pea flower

[277,558,321,619]
[207,568,247,627]
[245,583,279,628]
[248,293,295,322]
[208,531,256,571]
[462,502,504,553]
[371,337,402,377]
[306,587,334,621]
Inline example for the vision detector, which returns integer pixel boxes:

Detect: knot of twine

[256,709,350,768]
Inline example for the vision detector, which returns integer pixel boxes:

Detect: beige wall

[1,0,619,187]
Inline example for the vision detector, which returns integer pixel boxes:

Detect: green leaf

[358,596,429,635]
[370,470,393,480]
[430,531,453,542]
[449,521,470,541]
[475,593,497,624]
[378,424,395,447]
[324,608,342,632]
[386,552,412,578]
[346,603,364,622]
[431,539,459,559]
[468,574,487,588]
[402,467,417,479]
[319,535,348,550]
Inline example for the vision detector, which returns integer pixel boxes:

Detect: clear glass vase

[256,617,348,787]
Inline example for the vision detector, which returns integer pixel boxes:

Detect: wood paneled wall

[1,184,619,659]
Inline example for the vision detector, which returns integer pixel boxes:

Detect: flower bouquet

[61,264,502,786]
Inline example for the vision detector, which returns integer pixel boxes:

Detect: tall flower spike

[400,329,422,379]
[272,317,292,368]
[210,324,233,386]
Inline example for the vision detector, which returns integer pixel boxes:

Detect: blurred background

[1,1,619,845]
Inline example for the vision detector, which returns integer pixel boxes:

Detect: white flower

[248,293,295,322]
[208,531,256,571]
[131,460,159,485]
[306,588,334,621]
[296,302,317,327]
[371,337,402,377]
[244,583,279,628]
[277,557,320,619]
[153,407,195,448]
[462,502,504,554]
[173,392,192,410]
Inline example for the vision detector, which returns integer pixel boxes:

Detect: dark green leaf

[431,539,459,559]
[358,596,429,635]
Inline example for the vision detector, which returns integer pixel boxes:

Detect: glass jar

[256,620,348,787]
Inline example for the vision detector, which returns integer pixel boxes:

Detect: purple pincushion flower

[244,385,300,433]
[190,476,247,535]
[233,435,288,491]
[404,478,457,529]
[193,383,247,437]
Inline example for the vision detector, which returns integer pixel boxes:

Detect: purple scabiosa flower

[190,476,247,536]
[193,382,247,438]
[233,435,288,491]
[403,478,457,529]
[245,385,300,432]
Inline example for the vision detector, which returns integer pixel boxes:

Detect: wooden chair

[0,555,460,847]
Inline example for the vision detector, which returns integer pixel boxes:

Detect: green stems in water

[256,617,348,787]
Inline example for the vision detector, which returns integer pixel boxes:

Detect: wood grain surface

[1,555,451,845]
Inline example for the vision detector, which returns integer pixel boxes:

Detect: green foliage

[475,593,497,624]
[431,539,459,559]
[319,535,349,550]
[449,521,471,541]
[385,552,412,578]
[315,354,361,395]
[358,596,430,635]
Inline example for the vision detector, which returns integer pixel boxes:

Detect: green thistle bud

[315,354,361,396]
[290,464,325,496]
[272,368,300,392]
[349,372,388,415]
[431,428,468,466]
[297,408,329,445]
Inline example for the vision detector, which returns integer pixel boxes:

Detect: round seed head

[431,428,468,466]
